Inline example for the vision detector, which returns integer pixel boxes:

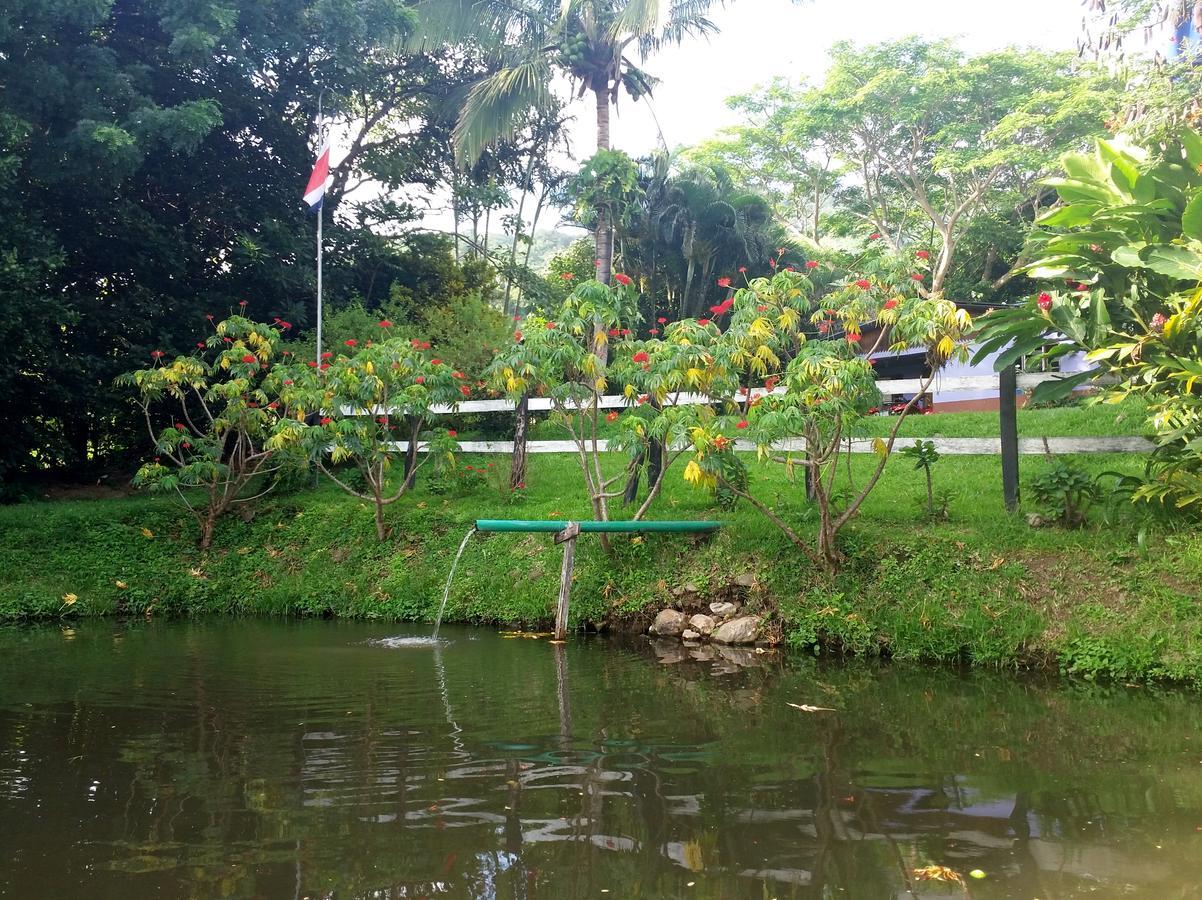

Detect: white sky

[599,0,1087,157]
[399,0,1090,234]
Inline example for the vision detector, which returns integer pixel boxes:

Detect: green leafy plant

[899,439,942,518]
[683,264,972,570]
[978,128,1202,515]
[1029,460,1099,527]
[272,329,463,540]
[118,316,299,549]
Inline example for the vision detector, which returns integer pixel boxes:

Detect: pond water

[2,622,1201,899]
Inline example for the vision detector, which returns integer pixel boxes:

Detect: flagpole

[316,203,323,368]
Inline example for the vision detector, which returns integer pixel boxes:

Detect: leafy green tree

[118,317,298,549]
[978,129,1202,513]
[273,335,463,540]
[0,0,492,481]
[684,270,972,570]
[700,41,1118,299]
[420,0,729,288]
[899,440,942,518]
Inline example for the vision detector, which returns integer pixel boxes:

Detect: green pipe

[474,519,723,534]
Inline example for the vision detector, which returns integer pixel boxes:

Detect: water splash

[433,526,476,641]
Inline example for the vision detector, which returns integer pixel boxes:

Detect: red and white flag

[303,141,331,211]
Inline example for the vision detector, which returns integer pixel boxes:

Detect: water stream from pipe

[432,526,476,641]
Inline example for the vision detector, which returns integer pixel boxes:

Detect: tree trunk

[925,467,934,517]
[622,451,643,506]
[403,417,420,490]
[374,499,387,541]
[199,510,218,551]
[593,87,612,287]
[451,169,461,262]
[510,394,529,490]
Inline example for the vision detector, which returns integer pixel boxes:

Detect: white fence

[378,372,1149,456]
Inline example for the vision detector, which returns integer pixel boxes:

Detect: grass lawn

[4,442,1200,683]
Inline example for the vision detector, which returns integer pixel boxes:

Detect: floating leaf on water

[913,864,965,885]
[969,869,986,879]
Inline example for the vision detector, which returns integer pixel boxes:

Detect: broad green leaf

[1183,193,1202,240]
[1143,246,1202,281]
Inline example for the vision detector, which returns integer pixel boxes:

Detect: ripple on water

[365,636,446,648]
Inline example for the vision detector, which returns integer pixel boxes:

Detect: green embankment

[5,404,1202,684]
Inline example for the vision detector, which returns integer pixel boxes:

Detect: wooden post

[553,522,580,641]
[999,364,1020,512]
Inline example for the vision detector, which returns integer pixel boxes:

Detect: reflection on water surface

[1,620,1200,899]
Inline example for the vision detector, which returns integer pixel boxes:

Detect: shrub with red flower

[614,273,632,286]
[855,279,871,290]
[1037,292,1053,311]
[717,277,732,288]
[121,316,295,549]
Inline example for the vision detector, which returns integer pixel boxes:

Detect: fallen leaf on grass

[787,702,835,713]
[140,527,154,539]
[115,581,128,589]
[61,593,78,606]
[988,556,1005,570]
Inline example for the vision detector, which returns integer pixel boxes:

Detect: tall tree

[0,0,484,479]
[418,0,726,286]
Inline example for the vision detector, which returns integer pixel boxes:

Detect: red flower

[411,339,422,348]
[1151,312,1167,332]
[869,233,881,240]
[378,319,393,328]
[757,305,769,312]
[431,358,441,365]
[738,266,747,273]
[736,420,749,429]
[447,429,457,437]
[910,274,924,282]
[241,353,257,363]
[806,260,820,269]
[279,321,292,330]
[460,385,471,396]
[621,328,631,336]
[698,318,711,326]
[174,423,185,431]
[514,330,523,341]
[606,411,619,422]
[847,333,862,344]
[150,350,164,359]
[1077,282,1090,291]
[465,465,474,471]
[855,279,871,290]
[916,250,930,260]
[376,416,388,424]
[560,272,574,280]
[638,394,649,405]
[717,277,732,288]
[609,328,620,337]
[545,322,556,329]
[452,371,465,379]
[1037,292,1053,311]
[769,258,777,268]
[321,351,333,360]
[345,339,357,347]
[320,363,330,371]
[239,300,248,307]
[883,298,899,310]
[308,361,317,368]
[648,328,659,335]
[632,351,650,363]
[657,316,667,324]
[818,322,829,334]
[614,273,632,286]
[415,376,425,384]
[205,314,214,321]
[196,342,205,349]
[181,442,191,449]
[320,416,333,425]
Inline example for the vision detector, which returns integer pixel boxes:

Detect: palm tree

[416,0,725,285]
